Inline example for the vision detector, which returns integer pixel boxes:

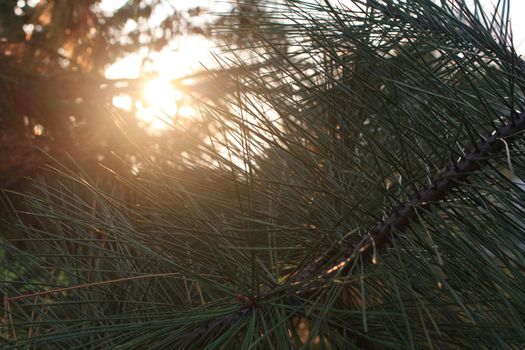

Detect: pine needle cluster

[1,0,525,348]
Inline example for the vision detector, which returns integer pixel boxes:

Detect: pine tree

[2,0,525,348]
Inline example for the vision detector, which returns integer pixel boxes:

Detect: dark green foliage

[2,0,525,348]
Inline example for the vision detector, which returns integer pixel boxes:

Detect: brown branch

[198,112,522,349]
[185,111,525,349]
[295,111,525,284]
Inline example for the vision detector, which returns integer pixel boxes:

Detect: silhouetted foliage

[0,0,226,189]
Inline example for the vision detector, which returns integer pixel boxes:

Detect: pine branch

[295,111,525,285]
[193,111,525,348]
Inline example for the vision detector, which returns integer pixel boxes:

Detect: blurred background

[0,0,269,192]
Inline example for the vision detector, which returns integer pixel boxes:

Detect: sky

[480,0,525,51]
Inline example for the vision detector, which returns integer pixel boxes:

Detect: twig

[296,111,525,284]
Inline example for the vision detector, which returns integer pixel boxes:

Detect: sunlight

[147,36,217,80]
[129,78,179,132]
[106,34,217,132]
[143,78,179,116]
[109,73,182,133]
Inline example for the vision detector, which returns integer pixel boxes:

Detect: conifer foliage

[2,0,525,348]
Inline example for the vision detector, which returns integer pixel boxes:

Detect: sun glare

[143,78,179,116]
[111,78,184,133]
[132,78,180,132]
[106,34,217,132]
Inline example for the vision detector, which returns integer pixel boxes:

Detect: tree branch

[295,111,525,284]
